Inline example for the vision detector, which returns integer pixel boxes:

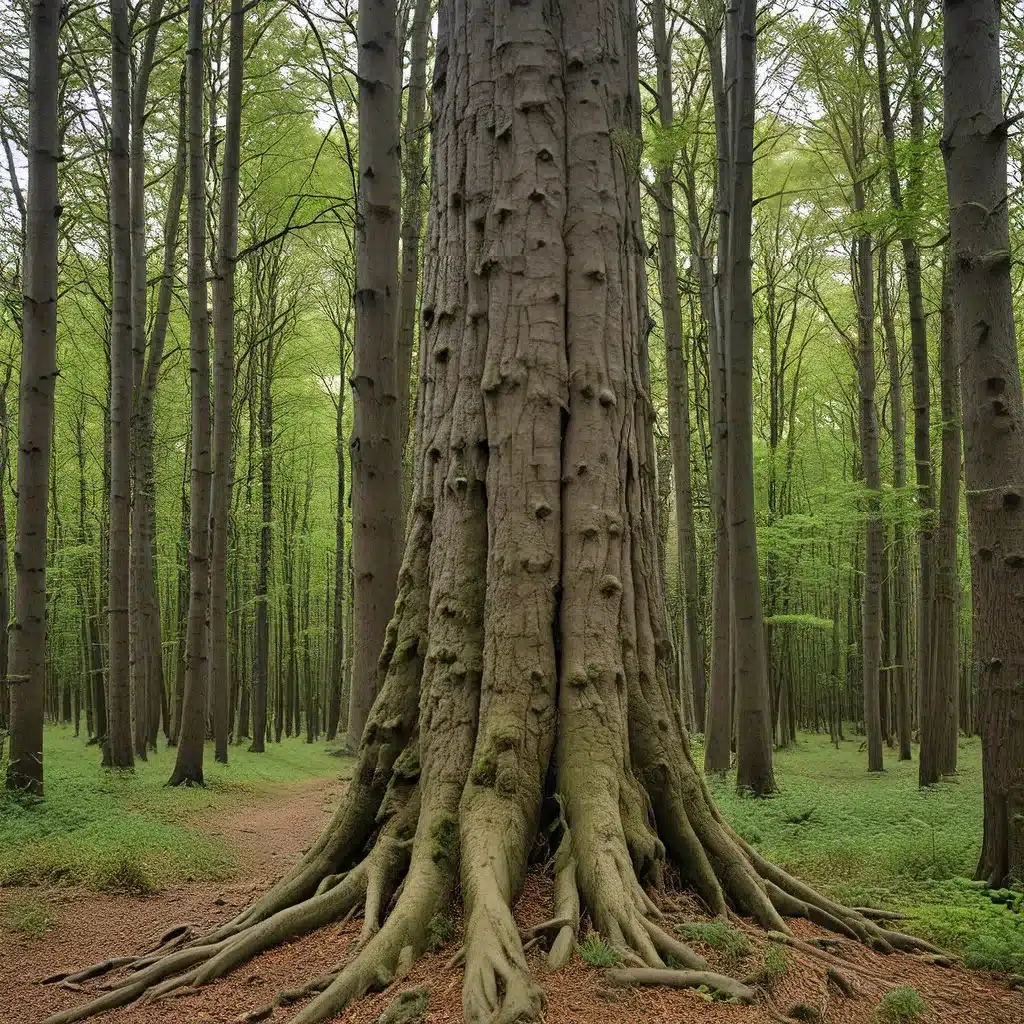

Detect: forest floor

[2,730,1023,1024]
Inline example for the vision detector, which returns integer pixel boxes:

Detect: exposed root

[41,958,137,986]
[604,966,757,1002]
[826,966,859,997]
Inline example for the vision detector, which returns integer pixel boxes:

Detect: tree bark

[943,0,1024,884]
[879,245,912,761]
[107,0,136,770]
[921,256,960,786]
[209,0,244,765]
[169,0,213,787]
[397,0,430,493]
[652,0,706,733]
[725,0,774,795]
[347,0,404,751]
[6,0,60,795]
[327,334,347,741]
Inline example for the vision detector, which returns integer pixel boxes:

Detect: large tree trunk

[169,0,213,787]
[346,0,404,751]
[944,0,1023,883]
[43,3,941,1022]
[107,0,136,770]
[725,0,774,794]
[652,0,706,732]
[6,0,60,795]
[921,258,960,786]
[209,0,244,765]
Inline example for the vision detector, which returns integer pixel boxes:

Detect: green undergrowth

[677,919,752,959]
[0,725,350,895]
[2,896,55,937]
[875,985,928,1023]
[696,732,1024,974]
[577,933,621,967]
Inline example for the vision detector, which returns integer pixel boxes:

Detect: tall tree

[651,0,706,732]
[106,0,135,769]
[49,5,942,1023]
[920,259,960,786]
[942,0,1022,881]
[346,0,403,750]
[5,0,61,795]
[209,0,245,764]
[169,0,213,787]
[725,0,774,794]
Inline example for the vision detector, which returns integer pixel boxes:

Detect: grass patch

[677,920,752,959]
[875,985,928,1022]
[3,897,55,937]
[577,933,621,967]
[693,733,1024,970]
[751,943,790,989]
[0,725,349,893]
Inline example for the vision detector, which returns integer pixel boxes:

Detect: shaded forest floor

[2,731,1023,1023]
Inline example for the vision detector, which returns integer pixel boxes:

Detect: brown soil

[1,777,1021,1024]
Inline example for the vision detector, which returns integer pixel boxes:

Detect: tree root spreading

[604,966,757,1002]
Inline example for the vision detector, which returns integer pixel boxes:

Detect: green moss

[426,913,455,951]
[376,988,429,1024]
[470,755,497,787]
[577,934,621,967]
[676,920,752,959]
[430,815,460,866]
[875,986,928,1023]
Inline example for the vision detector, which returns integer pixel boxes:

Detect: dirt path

[2,778,1022,1024]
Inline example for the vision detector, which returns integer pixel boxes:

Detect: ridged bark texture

[942,0,1022,881]
[347,0,404,750]
[6,0,61,795]
[210,0,244,765]
[169,0,213,787]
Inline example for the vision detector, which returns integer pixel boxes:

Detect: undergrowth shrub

[2,898,54,938]
[677,920,751,959]
[577,934,621,967]
[875,986,928,1023]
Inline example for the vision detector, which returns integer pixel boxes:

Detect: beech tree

[346,0,404,750]
[943,0,1024,884]
[5,0,61,795]
[46,3,942,1023]
[168,0,213,787]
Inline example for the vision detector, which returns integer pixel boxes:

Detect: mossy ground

[0,725,347,893]
[698,731,1024,973]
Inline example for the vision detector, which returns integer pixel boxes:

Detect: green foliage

[0,726,346,892]
[762,614,834,632]
[376,988,429,1024]
[875,986,928,1023]
[426,914,455,952]
[697,734,1024,971]
[2,898,55,938]
[752,944,791,989]
[676,920,752,959]
[577,934,621,967]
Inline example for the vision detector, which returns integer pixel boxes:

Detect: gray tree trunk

[209,0,244,765]
[169,0,213,786]
[347,0,404,750]
[652,0,706,733]
[6,0,61,795]
[107,0,135,769]
[725,0,774,795]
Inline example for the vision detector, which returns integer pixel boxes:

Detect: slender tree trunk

[251,334,273,753]
[209,0,244,765]
[0,371,12,734]
[107,0,136,770]
[652,0,706,733]
[397,0,430,494]
[921,257,961,786]
[725,0,774,794]
[169,0,213,786]
[879,246,912,760]
[327,340,346,741]
[346,0,404,751]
